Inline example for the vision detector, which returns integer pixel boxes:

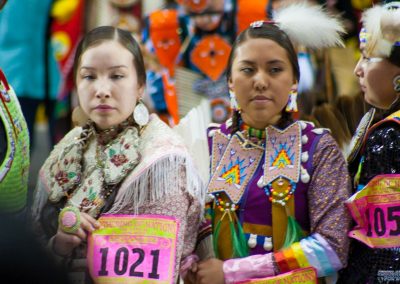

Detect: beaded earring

[394,75,400,92]
[229,90,240,111]
[285,88,298,113]
[133,98,149,126]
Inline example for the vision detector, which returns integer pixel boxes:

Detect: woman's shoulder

[207,119,232,136]
[140,115,187,153]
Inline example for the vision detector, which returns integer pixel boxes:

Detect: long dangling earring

[229,90,240,111]
[393,75,400,92]
[285,88,298,113]
[133,98,149,126]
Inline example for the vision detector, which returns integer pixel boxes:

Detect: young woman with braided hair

[187,3,352,284]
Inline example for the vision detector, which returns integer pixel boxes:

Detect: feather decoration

[362,5,388,57]
[362,3,400,58]
[273,2,345,49]
[380,5,400,44]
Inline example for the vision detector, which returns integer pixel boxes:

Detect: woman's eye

[240,67,253,73]
[111,74,124,80]
[82,75,95,80]
[270,67,282,74]
[362,55,370,62]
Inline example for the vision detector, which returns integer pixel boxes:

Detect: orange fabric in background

[162,73,179,125]
[149,9,181,75]
[236,0,270,34]
[190,34,231,81]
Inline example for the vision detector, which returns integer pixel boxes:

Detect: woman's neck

[93,116,136,145]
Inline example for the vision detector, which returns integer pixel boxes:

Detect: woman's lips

[95,105,114,111]
[251,96,272,102]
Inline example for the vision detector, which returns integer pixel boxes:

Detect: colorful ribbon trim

[274,234,341,277]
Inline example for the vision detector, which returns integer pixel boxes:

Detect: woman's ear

[228,77,234,92]
[138,84,145,98]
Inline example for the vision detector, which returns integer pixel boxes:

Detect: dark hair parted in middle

[73,26,146,87]
[226,23,300,83]
[227,23,300,133]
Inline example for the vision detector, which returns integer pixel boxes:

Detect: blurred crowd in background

[0,0,387,192]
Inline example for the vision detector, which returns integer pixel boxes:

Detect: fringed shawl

[32,115,206,222]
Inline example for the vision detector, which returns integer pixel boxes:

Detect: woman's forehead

[235,38,289,60]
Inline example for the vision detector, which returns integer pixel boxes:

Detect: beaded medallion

[208,133,263,204]
[347,108,375,163]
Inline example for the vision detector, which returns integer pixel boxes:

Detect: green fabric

[0,86,30,212]
[229,217,248,258]
[282,215,305,248]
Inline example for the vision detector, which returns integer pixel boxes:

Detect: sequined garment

[339,121,400,284]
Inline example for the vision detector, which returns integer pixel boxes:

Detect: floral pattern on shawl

[47,127,141,208]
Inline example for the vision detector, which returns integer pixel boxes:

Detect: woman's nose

[254,72,268,92]
[95,80,111,98]
[354,57,363,77]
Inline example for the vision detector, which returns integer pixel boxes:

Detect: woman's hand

[53,212,100,257]
[183,262,198,284]
[195,258,225,284]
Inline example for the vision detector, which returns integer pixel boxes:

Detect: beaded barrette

[250,20,276,28]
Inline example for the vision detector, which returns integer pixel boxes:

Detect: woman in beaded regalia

[31,26,206,284]
[188,3,352,284]
[338,2,400,283]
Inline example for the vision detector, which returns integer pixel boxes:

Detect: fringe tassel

[107,153,206,215]
[233,213,249,258]
[213,216,223,259]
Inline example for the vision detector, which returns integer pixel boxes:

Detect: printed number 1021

[98,247,160,279]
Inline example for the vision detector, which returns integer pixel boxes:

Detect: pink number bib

[346,175,400,248]
[88,215,179,284]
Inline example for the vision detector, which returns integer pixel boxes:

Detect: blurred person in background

[0,0,30,221]
[338,2,400,283]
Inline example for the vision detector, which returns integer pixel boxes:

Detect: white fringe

[106,152,206,215]
[274,2,345,49]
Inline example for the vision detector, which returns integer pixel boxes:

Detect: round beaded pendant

[264,177,296,206]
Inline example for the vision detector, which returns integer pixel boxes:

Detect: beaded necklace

[263,177,296,206]
[240,122,266,140]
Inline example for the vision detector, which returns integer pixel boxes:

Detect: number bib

[346,175,400,248]
[238,267,317,284]
[88,215,179,284]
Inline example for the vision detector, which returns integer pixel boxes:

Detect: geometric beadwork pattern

[210,130,230,175]
[261,122,302,186]
[208,134,263,204]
